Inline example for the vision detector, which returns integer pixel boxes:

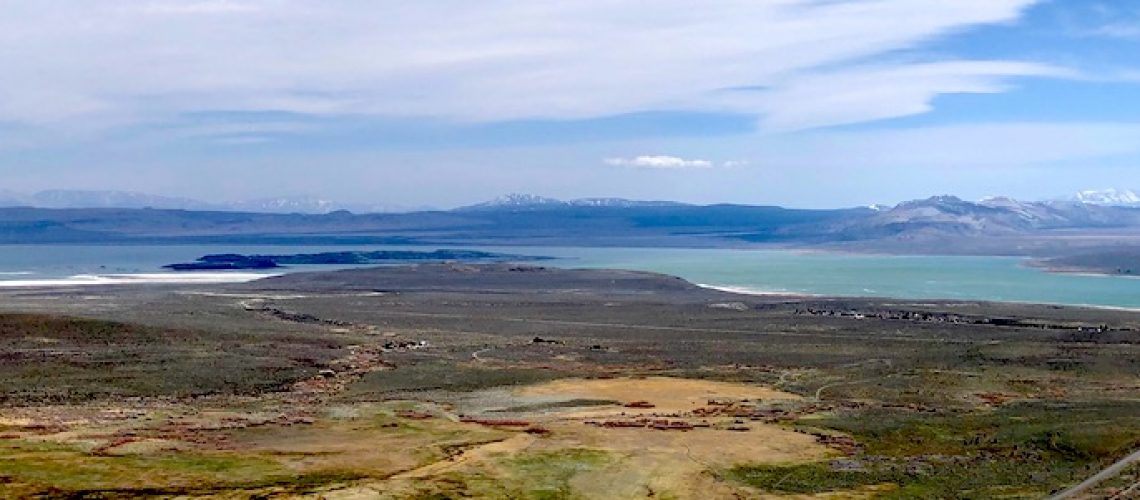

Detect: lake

[0,244,1138,309]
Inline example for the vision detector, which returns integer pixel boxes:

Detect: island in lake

[163,249,551,271]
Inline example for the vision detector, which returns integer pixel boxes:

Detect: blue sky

[2,0,1140,208]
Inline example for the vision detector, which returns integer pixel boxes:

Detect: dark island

[164,249,551,271]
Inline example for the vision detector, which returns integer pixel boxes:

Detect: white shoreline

[696,283,818,298]
[700,283,1140,312]
[1073,303,1140,313]
[0,272,276,288]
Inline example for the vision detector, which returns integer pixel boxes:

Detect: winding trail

[389,434,539,480]
[814,378,878,400]
[471,346,495,361]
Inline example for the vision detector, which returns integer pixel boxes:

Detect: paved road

[1049,449,1140,499]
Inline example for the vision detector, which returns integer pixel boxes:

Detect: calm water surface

[0,245,1138,309]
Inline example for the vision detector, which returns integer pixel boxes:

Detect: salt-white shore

[697,283,817,297]
[0,272,275,288]
[700,284,1140,312]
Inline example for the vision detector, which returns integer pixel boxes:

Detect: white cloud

[745,61,1070,132]
[605,155,713,169]
[142,1,260,15]
[1094,22,1140,39]
[167,121,316,140]
[0,0,1051,131]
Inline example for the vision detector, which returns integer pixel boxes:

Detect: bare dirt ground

[327,377,831,499]
[516,376,802,414]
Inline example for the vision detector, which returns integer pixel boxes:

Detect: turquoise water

[536,247,1140,309]
[0,245,1138,309]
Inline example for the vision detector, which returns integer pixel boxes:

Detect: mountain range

[3,188,1139,214]
[0,190,425,214]
[824,195,1140,244]
[1073,188,1140,206]
[457,193,687,211]
[2,189,1140,255]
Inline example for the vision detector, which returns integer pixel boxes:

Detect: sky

[2,0,1140,208]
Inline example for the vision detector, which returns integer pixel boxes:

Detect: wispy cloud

[142,1,259,15]
[0,0,1051,132]
[1092,22,1140,39]
[605,156,714,169]
[746,61,1070,132]
[165,121,315,143]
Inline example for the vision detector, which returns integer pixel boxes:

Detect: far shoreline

[2,249,1139,310]
[696,283,818,298]
[1022,258,1140,280]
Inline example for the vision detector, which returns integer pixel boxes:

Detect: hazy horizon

[2,186,1139,213]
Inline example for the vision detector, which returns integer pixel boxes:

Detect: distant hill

[0,190,424,214]
[2,193,1140,255]
[0,202,864,245]
[828,195,1140,239]
[458,193,688,211]
[6,190,217,211]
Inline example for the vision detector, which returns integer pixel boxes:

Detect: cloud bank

[0,0,1051,131]
[605,156,714,169]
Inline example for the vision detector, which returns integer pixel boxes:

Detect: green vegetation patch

[501,449,612,499]
[726,459,1089,499]
[814,401,1140,460]
[0,439,361,496]
[727,400,1140,498]
[397,449,613,500]
[0,313,347,404]
[725,462,906,495]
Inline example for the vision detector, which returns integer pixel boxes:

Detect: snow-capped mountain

[227,196,342,214]
[464,194,566,209]
[0,190,419,214]
[460,194,687,211]
[1075,188,1140,206]
[831,194,1140,240]
[26,190,216,210]
[567,197,685,208]
[873,195,1029,234]
[228,197,426,214]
